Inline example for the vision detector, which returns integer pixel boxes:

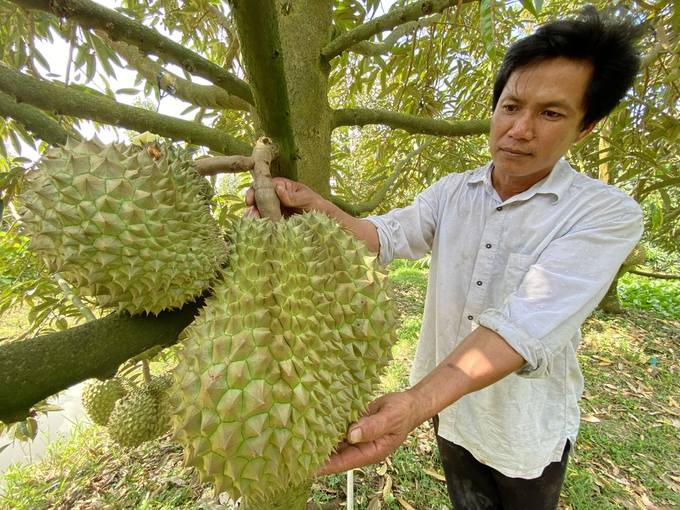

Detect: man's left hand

[316,391,424,476]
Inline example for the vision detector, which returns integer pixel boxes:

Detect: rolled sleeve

[366,182,442,267]
[479,197,643,379]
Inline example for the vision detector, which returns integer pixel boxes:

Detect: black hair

[492,6,644,128]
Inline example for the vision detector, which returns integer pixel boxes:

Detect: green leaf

[479,0,497,62]
[116,87,140,95]
[519,0,538,17]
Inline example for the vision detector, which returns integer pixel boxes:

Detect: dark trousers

[433,416,569,510]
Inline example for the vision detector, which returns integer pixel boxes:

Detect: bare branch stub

[194,156,255,176]
[250,137,281,222]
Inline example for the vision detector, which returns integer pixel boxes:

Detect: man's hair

[492,6,644,128]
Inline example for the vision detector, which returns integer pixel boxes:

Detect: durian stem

[52,273,97,322]
[251,137,281,222]
[142,360,152,384]
[239,479,313,510]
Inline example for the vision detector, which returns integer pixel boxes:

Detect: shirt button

[486,244,492,249]
[496,206,503,211]
[477,281,483,286]
[467,315,474,320]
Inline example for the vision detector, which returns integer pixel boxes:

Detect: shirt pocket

[501,253,536,298]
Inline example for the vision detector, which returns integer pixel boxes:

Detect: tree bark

[0,90,70,146]
[333,108,490,137]
[229,0,299,181]
[0,299,203,424]
[10,0,253,104]
[276,0,334,196]
[0,63,251,156]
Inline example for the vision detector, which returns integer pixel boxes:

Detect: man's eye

[545,110,562,118]
[503,105,517,112]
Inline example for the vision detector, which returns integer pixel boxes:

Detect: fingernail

[348,428,362,444]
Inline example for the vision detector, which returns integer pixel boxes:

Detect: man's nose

[508,112,535,140]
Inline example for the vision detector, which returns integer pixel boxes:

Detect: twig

[333,108,490,137]
[628,269,680,280]
[322,0,474,60]
[332,136,435,215]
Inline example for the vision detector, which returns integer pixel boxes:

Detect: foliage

[618,274,680,318]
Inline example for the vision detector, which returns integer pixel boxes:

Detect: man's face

[489,57,596,190]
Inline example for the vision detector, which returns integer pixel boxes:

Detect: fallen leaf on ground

[423,469,446,481]
[398,497,416,510]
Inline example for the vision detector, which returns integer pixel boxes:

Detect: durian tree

[0,0,678,506]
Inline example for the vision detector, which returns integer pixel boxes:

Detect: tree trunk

[599,273,623,313]
[598,266,628,314]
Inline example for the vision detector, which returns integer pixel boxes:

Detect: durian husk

[169,212,398,503]
[82,377,128,426]
[19,137,228,315]
[107,375,172,447]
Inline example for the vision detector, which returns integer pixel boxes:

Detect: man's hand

[245,177,324,218]
[316,391,424,476]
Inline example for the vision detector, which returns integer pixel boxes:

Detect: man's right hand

[245,177,325,218]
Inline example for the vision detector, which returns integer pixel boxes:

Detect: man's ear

[574,120,598,143]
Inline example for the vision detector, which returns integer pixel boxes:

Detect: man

[247,7,644,509]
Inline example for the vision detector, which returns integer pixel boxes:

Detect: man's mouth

[500,147,531,156]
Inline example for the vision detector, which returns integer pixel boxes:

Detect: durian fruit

[82,377,128,426]
[19,137,229,315]
[107,375,172,447]
[169,212,398,503]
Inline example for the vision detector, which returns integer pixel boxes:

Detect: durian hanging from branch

[19,137,229,315]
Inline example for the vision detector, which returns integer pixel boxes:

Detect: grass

[1,267,679,510]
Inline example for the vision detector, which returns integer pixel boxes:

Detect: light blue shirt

[367,159,643,478]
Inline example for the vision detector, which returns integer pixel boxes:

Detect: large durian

[19,138,228,315]
[82,377,128,426]
[169,212,398,502]
[107,374,173,447]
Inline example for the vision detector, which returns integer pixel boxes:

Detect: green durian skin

[82,377,128,426]
[19,137,228,315]
[107,377,171,447]
[169,212,398,503]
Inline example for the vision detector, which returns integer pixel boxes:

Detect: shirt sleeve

[478,194,644,379]
[366,178,450,267]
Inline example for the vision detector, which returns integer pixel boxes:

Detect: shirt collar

[467,159,575,204]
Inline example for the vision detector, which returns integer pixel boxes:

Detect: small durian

[169,212,398,503]
[107,377,172,447]
[82,377,128,426]
[19,137,228,315]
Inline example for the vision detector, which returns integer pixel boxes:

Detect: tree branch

[349,14,441,56]
[0,64,252,155]
[194,155,255,176]
[322,0,473,60]
[10,0,253,105]
[97,31,252,112]
[0,90,70,146]
[333,108,490,137]
[628,269,680,280]
[0,299,203,424]
[331,136,434,216]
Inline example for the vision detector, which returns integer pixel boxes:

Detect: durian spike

[250,137,281,222]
